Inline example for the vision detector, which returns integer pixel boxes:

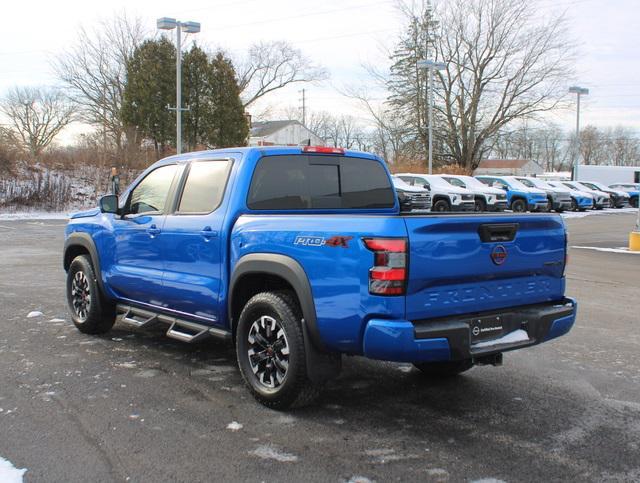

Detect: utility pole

[569,86,589,181]
[157,17,201,155]
[299,88,306,126]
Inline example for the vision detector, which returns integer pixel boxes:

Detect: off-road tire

[413,359,474,377]
[236,291,321,410]
[66,255,116,334]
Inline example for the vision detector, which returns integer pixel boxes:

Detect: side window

[128,164,178,215]
[399,176,414,186]
[177,160,232,214]
[247,155,395,210]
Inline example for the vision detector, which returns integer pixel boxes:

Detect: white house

[248,120,324,147]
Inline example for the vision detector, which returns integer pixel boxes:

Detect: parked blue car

[476,175,549,212]
[63,146,576,408]
[609,183,639,208]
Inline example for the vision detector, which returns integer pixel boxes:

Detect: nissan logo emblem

[491,245,508,265]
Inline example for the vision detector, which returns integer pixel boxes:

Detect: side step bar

[116,304,231,343]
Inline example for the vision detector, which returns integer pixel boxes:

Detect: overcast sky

[1,0,638,143]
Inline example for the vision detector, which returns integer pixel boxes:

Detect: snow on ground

[0,211,69,220]
[249,445,298,462]
[561,207,638,219]
[0,456,27,483]
[572,246,640,255]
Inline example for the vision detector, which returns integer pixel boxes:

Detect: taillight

[302,146,345,154]
[363,238,407,295]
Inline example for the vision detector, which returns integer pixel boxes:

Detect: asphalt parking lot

[0,211,639,483]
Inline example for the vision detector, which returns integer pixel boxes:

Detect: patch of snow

[472,329,529,349]
[572,246,640,255]
[426,468,449,477]
[48,318,66,323]
[114,362,137,369]
[26,311,43,318]
[227,421,243,431]
[346,477,374,483]
[0,456,27,483]
[562,207,638,219]
[470,479,507,483]
[249,445,298,462]
[0,212,69,221]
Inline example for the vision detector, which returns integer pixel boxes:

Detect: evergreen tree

[122,38,175,154]
[206,53,248,148]
[182,45,210,150]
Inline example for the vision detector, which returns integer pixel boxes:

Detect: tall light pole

[417,59,446,175]
[157,17,201,154]
[569,86,589,181]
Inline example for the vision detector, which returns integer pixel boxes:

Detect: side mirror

[99,195,119,214]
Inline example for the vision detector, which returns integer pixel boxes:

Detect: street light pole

[569,86,589,181]
[157,17,201,155]
[417,59,446,175]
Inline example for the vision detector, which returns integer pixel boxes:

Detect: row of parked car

[392,173,639,213]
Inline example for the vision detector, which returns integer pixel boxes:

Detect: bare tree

[53,13,147,153]
[237,41,328,108]
[0,86,76,161]
[391,0,574,170]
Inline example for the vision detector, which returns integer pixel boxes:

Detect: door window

[177,160,232,214]
[128,164,178,215]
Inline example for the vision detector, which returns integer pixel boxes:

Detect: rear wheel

[571,199,578,211]
[66,255,116,334]
[413,359,474,377]
[432,199,451,212]
[511,198,527,212]
[236,291,320,409]
[631,197,639,208]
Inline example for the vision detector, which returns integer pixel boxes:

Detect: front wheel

[432,199,451,212]
[511,199,527,212]
[631,197,638,208]
[66,255,116,334]
[236,291,320,409]
[413,359,474,377]
[571,199,578,211]
[474,197,487,212]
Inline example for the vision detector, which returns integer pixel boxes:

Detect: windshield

[460,176,490,189]
[505,177,531,190]
[421,175,455,189]
[392,177,413,189]
[517,178,536,188]
[443,177,466,188]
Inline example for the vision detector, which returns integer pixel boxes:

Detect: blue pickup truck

[63,146,577,408]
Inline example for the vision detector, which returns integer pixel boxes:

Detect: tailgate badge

[491,245,508,265]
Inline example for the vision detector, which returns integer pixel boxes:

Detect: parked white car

[438,174,508,211]
[396,173,476,212]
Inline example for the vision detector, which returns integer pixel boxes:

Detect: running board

[116,304,231,343]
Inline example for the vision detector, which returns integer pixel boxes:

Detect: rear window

[177,160,232,213]
[247,155,395,210]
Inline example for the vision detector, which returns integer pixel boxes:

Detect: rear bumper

[362,298,576,363]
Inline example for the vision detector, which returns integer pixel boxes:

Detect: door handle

[147,224,161,237]
[200,226,218,239]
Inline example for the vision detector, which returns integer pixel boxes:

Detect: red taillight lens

[363,238,407,296]
[302,146,345,154]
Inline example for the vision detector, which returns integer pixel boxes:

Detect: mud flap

[301,318,342,383]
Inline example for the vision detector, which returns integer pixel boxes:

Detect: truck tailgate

[404,214,566,321]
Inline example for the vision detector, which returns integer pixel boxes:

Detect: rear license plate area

[470,315,510,343]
